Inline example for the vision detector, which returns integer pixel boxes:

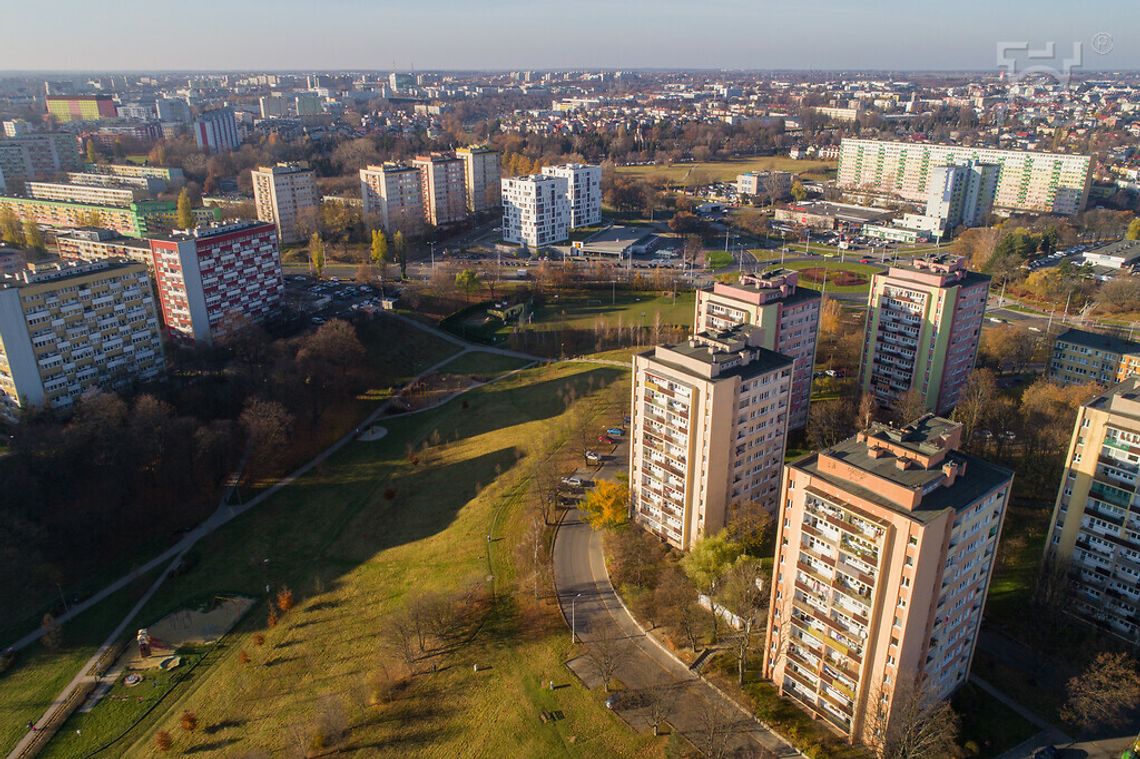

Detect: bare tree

[1062,651,1140,732]
[585,628,629,693]
[382,611,421,674]
[1035,549,1072,612]
[694,701,744,759]
[866,675,960,759]
[642,682,678,736]
[720,559,769,684]
[654,565,702,651]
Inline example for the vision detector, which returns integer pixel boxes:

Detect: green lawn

[706,250,735,270]
[615,157,835,185]
[511,290,695,336]
[433,351,535,380]
[38,362,660,758]
[767,260,880,294]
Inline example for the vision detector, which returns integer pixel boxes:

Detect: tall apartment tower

[542,163,602,228]
[500,174,570,248]
[858,256,989,415]
[1044,379,1140,643]
[148,221,283,345]
[456,145,502,214]
[193,108,240,154]
[0,260,165,423]
[629,327,793,551]
[694,269,820,430]
[251,163,319,245]
[359,164,424,236]
[413,153,468,228]
[764,416,1012,743]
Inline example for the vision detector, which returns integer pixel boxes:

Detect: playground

[124,596,253,671]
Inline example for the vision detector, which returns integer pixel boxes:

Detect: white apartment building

[25,181,142,208]
[360,164,424,236]
[456,145,502,214]
[898,161,1000,238]
[629,327,793,551]
[413,153,468,227]
[542,163,602,228]
[501,174,570,248]
[0,259,165,422]
[737,171,794,200]
[837,139,1092,216]
[251,163,319,245]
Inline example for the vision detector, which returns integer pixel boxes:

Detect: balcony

[1090,481,1131,509]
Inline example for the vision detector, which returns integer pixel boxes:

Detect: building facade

[859,256,989,414]
[86,163,185,187]
[542,163,602,228]
[193,108,240,154]
[629,328,793,550]
[764,416,1012,743]
[1045,379,1140,643]
[456,145,502,214]
[148,221,283,345]
[837,139,1092,216]
[46,95,118,122]
[0,259,164,422]
[26,181,142,207]
[0,196,218,238]
[501,174,570,248]
[694,269,820,430]
[0,133,83,189]
[737,170,794,200]
[413,153,468,227]
[359,164,424,236]
[251,163,318,245]
[56,228,152,265]
[1049,328,1140,386]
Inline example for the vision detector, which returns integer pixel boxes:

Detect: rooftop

[647,326,794,382]
[1055,327,1140,356]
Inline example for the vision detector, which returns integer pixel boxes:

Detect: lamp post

[429,241,436,272]
[571,592,583,644]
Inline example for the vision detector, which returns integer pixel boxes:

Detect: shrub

[238,650,251,665]
[267,607,279,628]
[253,633,265,646]
[155,730,173,751]
[276,586,295,613]
[179,710,198,731]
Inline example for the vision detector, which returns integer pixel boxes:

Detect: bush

[179,710,198,731]
[155,730,173,751]
[276,586,295,613]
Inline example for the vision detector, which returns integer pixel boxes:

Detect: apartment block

[46,95,118,122]
[413,153,468,227]
[251,162,318,245]
[0,196,219,239]
[66,171,166,194]
[837,139,1092,216]
[56,228,153,265]
[694,270,820,430]
[1045,379,1140,643]
[898,161,1000,238]
[859,256,989,414]
[85,163,185,187]
[737,170,794,200]
[542,163,602,228]
[26,181,142,207]
[1049,328,1140,386]
[629,327,793,550]
[0,133,83,188]
[148,221,283,345]
[456,145,502,213]
[359,164,424,236]
[764,416,1012,743]
[501,174,570,248]
[194,108,240,154]
[0,259,165,422]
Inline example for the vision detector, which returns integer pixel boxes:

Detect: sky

[1,0,1137,73]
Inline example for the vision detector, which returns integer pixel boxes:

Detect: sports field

[615,157,835,184]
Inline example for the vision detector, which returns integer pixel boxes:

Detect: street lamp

[571,592,583,644]
[429,241,436,272]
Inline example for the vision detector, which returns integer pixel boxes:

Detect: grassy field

[431,351,535,380]
[38,361,659,758]
[505,290,695,337]
[615,157,835,184]
[766,260,881,294]
[951,682,1036,758]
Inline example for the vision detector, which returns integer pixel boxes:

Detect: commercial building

[45,95,117,122]
[359,163,424,235]
[148,221,283,345]
[896,161,999,239]
[629,327,793,550]
[26,181,142,207]
[1049,328,1140,386]
[542,163,602,228]
[56,228,152,265]
[0,259,165,422]
[858,256,989,414]
[413,153,468,227]
[456,145,502,214]
[764,415,1012,743]
[501,174,570,248]
[0,196,219,239]
[837,139,1093,216]
[0,133,83,189]
[251,163,318,245]
[193,108,240,154]
[1044,378,1140,643]
[774,201,893,231]
[737,170,794,201]
[571,225,657,260]
[1082,240,1140,271]
[695,269,820,430]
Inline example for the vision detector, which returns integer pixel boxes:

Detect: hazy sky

[2,0,1137,72]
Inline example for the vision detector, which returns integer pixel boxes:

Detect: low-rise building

[1049,328,1140,386]
[55,227,153,265]
[774,201,893,231]
[1082,240,1140,271]
[737,170,793,201]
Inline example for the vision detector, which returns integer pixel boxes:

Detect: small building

[1049,327,1140,386]
[571,225,657,260]
[1082,239,1140,271]
[773,200,893,231]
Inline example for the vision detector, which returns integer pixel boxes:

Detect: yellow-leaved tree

[581,480,629,529]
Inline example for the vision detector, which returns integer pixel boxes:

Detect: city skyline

[1,0,1138,72]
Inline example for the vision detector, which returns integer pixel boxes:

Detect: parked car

[561,476,583,487]
[606,428,625,437]
[597,435,616,444]
[1032,746,1057,759]
[585,451,601,462]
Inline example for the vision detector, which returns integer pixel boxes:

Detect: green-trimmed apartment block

[858,255,990,414]
[0,195,220,238]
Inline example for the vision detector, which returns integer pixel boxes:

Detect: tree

[584,627,628,692]
[0,207,23,245]
[85,139,99,164]
[239,397,294,480]
[790,179,807,202]
[175,188,194,229]
[154,730,173,752]
[1126,217,1140,241]
[370,228,389,273]
[719,558,768,684]
[893,388,928,425]
[668,211,701,234]
[179,710,199,731]
[654,564,701,651]
[40,613,62,650]
[22,220,43,252]
[1062,651,1140,732]
[725,501,772,556]
[807,396,856,450]
[681,531,743,643]
[867,675,960,759]
[455,269,480,303]
[275,586,295,612]
[309,232,326,278]
[953,369,997,445]
[393,231,407,278]
[580,480,629,529]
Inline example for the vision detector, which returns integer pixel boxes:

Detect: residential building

[85,163,184,187]
[294,93,323,116]
[837,139,1093,216]
[193,108,240,154]
[359,163,424,235]
[65,171,167,194]
[26,180,142,207]
[542,163,602,228]
[694,269,820,430]
[0,133,83,188]
[413,153,468,227]
[259,96,289,119]
[1049,328,1140,386]
[1044,378,1140,643]
[456,145,502,214]
[251,163,318,245]
[737,171,794,200]
[56,228,153,265]
[148,221,283,345]
[501,174,570,248]
[3,120,32,137]
[45,95,117,122]
[858,256,989,414]
[0,259,165,422]
[155,98,192,124]
[764,416,1012,743]
[897,161,999,238]
[0,196,219,239]
[629,327,793,550]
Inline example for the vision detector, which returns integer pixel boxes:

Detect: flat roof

[1055,327,1140,355]
[648,341,793,382]
[782,200,892,223]
[582,225,653,248]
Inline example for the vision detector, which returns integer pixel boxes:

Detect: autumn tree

[725,501,773,556]
[1126,217,1140,241]
[370,228,389,275]
[22,220,43,252]
[455,269,480,303]
[154,730,173,752]
[0,207,23,245]
[85,138,99,164]
[276,586,295,612]
[393,231,407,278]
[807,395,857,450]
[654,564,701,651]
[176,188,194,229]
[953,369,998,445]
[609,525,664,589]
[1062,651,1140,732]
[893,388,928,425]
[179,710,199,731]
[790,179,807,202]
[40,613,62,650]
[581,480,629,529]
[681,531,743,643]
[239,397,294,480]
[309,232,326,278]
[867,676,960,759]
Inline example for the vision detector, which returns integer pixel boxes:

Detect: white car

[561,476,583,488]
[585,451,601,462]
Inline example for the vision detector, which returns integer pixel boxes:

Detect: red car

[597,435,616,444]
